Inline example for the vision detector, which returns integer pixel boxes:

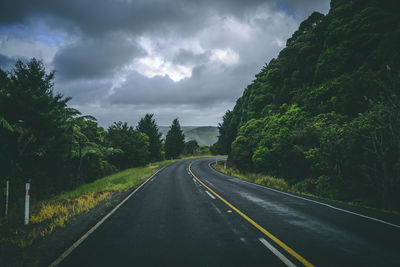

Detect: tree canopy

[165,118,185,159]
[214,0,400,209]
[137,113,163,162]
[0,59,171,221]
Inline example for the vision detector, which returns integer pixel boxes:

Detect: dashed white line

[259,238,297,267]
[193,178,197,183]
[205,190,216,200]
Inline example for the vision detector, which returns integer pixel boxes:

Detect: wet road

[57,157,400,266]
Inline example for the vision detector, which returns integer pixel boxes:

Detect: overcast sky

[0,0,330,127]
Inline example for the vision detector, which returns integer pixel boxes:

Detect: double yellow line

[188,162,314,267]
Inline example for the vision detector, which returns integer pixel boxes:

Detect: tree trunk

[76,142,82,186]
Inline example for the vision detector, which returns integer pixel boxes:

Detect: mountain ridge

[159,126,218,146]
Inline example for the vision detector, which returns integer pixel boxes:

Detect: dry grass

[30,192,112,238]
[213,163,290,191]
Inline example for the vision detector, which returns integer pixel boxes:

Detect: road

[56,157,400,267]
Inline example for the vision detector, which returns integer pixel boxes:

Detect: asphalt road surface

[56,157,400,267]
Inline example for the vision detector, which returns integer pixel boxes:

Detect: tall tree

[165,118,185,159]
[0,58,73,197]
[137,113,163,162]
[107,121,150,169]
[183,140,199,155]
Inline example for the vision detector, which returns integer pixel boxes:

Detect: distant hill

[184,126,219,146]
[159,126,218,146]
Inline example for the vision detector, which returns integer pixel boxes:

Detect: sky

[0,0,330,127]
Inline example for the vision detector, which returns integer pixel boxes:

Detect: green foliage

[107,121,150,169]
[0,59,159,223]
[137,113,163,162]
[215,0,400,209]
[230,136,252,171]
[165,118,185,159]
[212,110,240,154]
[183,140,199,155]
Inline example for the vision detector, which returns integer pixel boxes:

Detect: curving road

[56,157,400,267]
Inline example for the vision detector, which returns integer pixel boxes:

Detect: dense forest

[0,60,194,220]
[212,0,400,209]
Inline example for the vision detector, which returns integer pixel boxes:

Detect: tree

[213,0,400,209]
[165,118,185,159]
[137,113,163,162]
[213,110,239,155]
[0,58,73,197]
[66,115,110,186]
[184,140,199,155]
[107,121,150,169]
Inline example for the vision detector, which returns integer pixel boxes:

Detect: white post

[24,183,30,225]
[224,161,227,170]
[5,180,9,217]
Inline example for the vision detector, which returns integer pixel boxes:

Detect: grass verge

[213,162,291,191]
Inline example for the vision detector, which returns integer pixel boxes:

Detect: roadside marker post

[5,180,9,217]
[24,183,30,225]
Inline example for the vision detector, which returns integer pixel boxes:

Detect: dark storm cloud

[0,0,331,126]
[55,78,114,105]
[108,62,251,107]
[53,33,145,80]
[0,0,328,36]
[0,0,207,37]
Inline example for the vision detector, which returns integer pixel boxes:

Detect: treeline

[212,0,400,209]
[0,59,202,219]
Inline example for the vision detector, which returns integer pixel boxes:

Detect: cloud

[0,0,331,127]
[53,32,145,80]
[0,0,329,37]
[0,34,57,65]
[0,53,17,70]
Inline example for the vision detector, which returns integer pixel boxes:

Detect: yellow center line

[188,162,314,267]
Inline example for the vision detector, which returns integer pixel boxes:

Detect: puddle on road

[235,191,360,246]
[237,191,292,215]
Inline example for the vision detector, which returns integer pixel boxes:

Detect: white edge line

[49,166,167,267]
[207,162,400,229]
[205,190,216,200]
[192,178,197,183]
[259,238,297,267]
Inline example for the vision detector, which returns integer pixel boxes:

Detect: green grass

[59,164,163,199]
[61,155,213,199]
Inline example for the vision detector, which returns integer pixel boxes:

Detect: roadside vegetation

[0,58,214,248]
[212,0,400,211]
[213,161,291,192]
[0,161,162,248]
[213,161,399,215]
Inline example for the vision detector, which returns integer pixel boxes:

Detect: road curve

[56,157,400,267]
